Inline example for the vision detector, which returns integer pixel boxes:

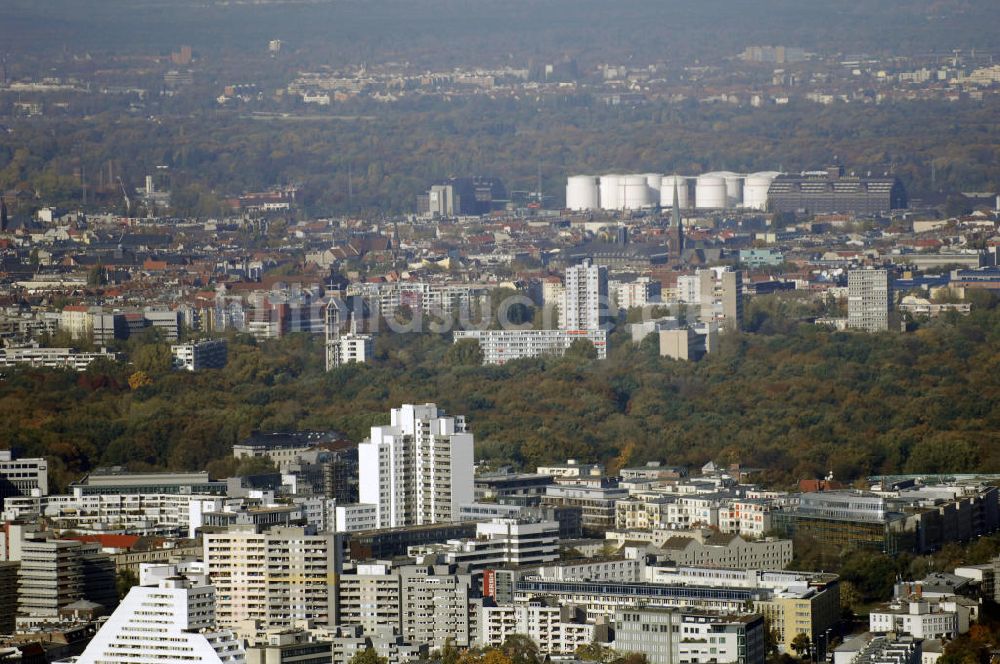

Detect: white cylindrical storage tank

[725,174,744,208]
[705,171,744,208]
[566,175,600,211]
[622,174,652,210]
[743,171,781,210]
[600,174,622,211]
[695,174,727,209]
[660,175,690,209]
[643,173,663,207]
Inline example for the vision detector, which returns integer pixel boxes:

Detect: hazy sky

[3,0,998,66]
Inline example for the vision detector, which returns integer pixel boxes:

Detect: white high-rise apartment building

[75,575,245,664]
[563,259,608,331]
[848,268,892,332]
[676,275,702,304]
[337,560,476,649]
[610,277,661,311]
[698,267,743,331]
[541,278,566,328]
[359,403,474,529]
[202,527,340,635]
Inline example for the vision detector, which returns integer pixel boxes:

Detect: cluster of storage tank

[566,171,782,212]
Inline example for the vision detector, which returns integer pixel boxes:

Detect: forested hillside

[2,99,998,217]
[2,294,998,491]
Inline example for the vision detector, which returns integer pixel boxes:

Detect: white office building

[614,607,766,664]
[335,503,379,532]
[0,450,48,510]
[480,600,601,655]
[326,334,374,370]
[409,518,560,571]
[426,184,457,217]
[172,339,228,371]
[870,600,961,640]
[75,575,246,664]
[0,346,119,371]
[359,403,474,529]
[2,491,225,538]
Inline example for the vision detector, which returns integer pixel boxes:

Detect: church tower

[671,177,684,258]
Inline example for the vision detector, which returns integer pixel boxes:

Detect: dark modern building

[417,177,507,216]
[767,167,907,215]
[772,487,1000,555]
[322,447,359,504]
[474,472,555,507]
[564,242,669,270]
[522,505,583,540]
[346,522,478,560]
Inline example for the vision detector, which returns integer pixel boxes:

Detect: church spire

[671,177,684,256]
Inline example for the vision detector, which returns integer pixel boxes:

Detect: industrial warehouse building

[766,167,907,215]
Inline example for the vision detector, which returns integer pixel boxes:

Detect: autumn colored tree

[348,648,387,664]
[128,371,153,390]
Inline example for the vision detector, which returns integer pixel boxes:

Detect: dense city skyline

[0,3,999,664]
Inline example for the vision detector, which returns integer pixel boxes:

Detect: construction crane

[117,176,131,216]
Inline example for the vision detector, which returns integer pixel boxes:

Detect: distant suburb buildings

[629,266,743,360]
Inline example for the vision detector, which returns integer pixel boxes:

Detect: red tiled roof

[64,534,141,549]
